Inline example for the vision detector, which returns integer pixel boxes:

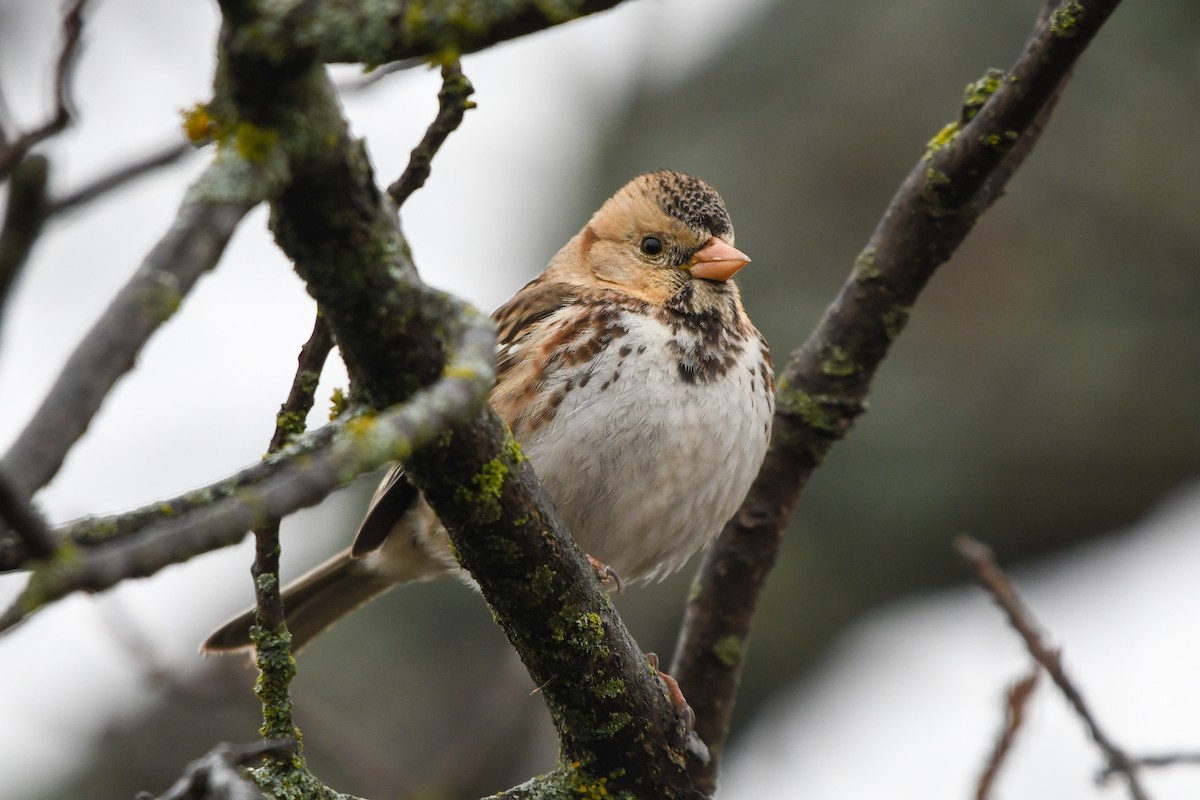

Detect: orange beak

[687,238,750,282]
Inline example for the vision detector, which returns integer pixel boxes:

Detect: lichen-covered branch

[250,316,332,796]
[0,317,495,632]
[387,59,475,206]
[242,0,632,68]
[670,0,1125,789]
[0,153,262,501]
[214,9,710,794]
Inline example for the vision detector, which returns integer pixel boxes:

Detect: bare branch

[387,59,475,206]
[0,314,495,631]
[0,471,56,560]
[670,1,1125,788]
[956,536,1149,800]
[46,139,194,218]
[0,0,89,181]
[0,155,50,319]
[1099,753,1200,781]
[0,157,259,501]
[976,667,1040,800]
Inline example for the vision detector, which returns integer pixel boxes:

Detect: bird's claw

[587,555,625,594]
[646,652,696,731]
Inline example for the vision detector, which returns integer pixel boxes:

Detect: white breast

[522,308,774,581]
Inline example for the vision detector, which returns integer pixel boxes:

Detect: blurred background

[1,0,1198,798]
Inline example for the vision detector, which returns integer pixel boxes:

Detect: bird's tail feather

[201,550,395,654]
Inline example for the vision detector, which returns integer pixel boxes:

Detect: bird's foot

[587,554,625,594]
[646,652,695,731]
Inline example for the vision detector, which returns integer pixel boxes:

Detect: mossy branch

[670,0,1125,790]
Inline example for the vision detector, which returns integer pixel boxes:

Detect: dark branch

[387,59,475,207]
[956,536,1148,800]
[976,667,1040,800]
[1099,753,1200,781]
[135,739,298,800]
[0,471,56,560]
[46,139,194,218]
[0,158,258,501]
[274,0,632,66]
[670,0,1125,789]
[0,0,89,181]
[0,155,49,319]
[216,22,708,792]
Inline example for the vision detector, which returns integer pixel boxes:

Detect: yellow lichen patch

[180,103,217,144]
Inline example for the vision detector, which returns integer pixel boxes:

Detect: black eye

[640,236,663,256]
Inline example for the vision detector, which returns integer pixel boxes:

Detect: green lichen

[962,69,1005,121]
[853,246,880,280]
[250,623,298,741]
[819,345,859,378]
[923,121,960,161]
[328,387,347,420]
[455,456,507,523]
[566,611,607,657]
[566,761,630,800]
[530,563,555,599]
[275,408,307,442]
[687,575,703,604]
[922,165,954,217]
[589,675,626,700]
[775,382,840,434]
[882,305,911,341]
[230,121,280,163]
[1051,1,1084,37]
[712,635,743,668]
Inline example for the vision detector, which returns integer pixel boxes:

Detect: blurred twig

[0,0,89,181]
[0,315,494,632]
[1099,753,1200,782]
[671,1,1125,789]
[0,157,257,501]
[0,156,50,325]
[0,471,56,560]
[975,666,1040,800]
[387,59,475,206]
[46,139,194,217]
[135,739,298,800]
[955,535,1149,800]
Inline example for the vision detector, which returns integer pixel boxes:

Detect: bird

[204,170,776,655]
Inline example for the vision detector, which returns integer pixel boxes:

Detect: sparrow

[204,170,775,654]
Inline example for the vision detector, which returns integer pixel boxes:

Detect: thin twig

[0,313,494,632]
[0,471,56,560]
[1099,753,1200,781]
[387,59,476,207]
[955,535,1149,800]
[0,158,258,501]
[251,314,333,754]
[0,0,89,181]
[670,1,1126,789]
[976,666,1040,800]
[46,139,194,218]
